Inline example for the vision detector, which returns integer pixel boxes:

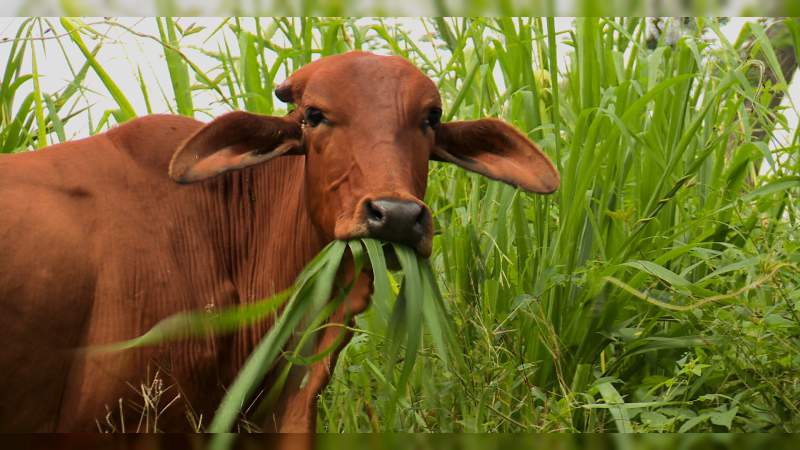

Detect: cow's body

[0,51,559,433]
[0,114,346,431]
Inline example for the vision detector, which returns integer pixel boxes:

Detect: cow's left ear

[433,118,560,194]
[169,111,303,184]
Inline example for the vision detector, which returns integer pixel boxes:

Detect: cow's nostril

[365,201,386,223]
[415,206,429,227]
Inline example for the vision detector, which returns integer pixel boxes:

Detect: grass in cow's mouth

[96,238,461,434]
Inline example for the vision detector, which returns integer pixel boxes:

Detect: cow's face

[169,51,559,257]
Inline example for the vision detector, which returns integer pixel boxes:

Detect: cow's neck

[198,155,326,305]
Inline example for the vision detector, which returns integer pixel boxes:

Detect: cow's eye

[424,107,442,129]
[304,107,326,127]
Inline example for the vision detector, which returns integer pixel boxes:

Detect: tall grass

[1,17,799,432]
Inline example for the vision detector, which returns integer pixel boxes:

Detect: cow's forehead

[293,52,440,107]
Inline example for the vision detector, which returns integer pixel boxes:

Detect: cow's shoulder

[106,114,205,173]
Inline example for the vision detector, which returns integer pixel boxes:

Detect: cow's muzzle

[363,198,432,257]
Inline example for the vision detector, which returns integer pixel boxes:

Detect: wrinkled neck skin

[192,157,366,433]
[154,155,334,427]
[201,156,326,303]
[123,116,362,433]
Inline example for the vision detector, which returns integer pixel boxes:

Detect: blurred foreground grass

[3,433,800,449]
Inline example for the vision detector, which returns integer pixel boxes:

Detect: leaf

[595,381,633,433]
[709,406,738,429]
[28,35,46,148]
[622,260,691,289]
[678,413,710,432]
[742,176,800,201]
[382,243,425,427]
[157,17,194,117]
[43,95,66,143]
[238,29,269,113]
[640,411,670,429]
[91,289,291,353]
[362,238,392,323]
[420,260,463,371]
[60,18,136,121]
[697,256,760,284]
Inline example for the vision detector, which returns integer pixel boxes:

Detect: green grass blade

[596,381,633,433]
[91,289,292,353]
[208,241,346,433]
[60,17,136,121]
[157,17,194,117]
[28,35,47,149]
[362,238,392,323]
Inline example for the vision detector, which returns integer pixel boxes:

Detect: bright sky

[0,17,798,158]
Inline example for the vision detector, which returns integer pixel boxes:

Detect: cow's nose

[365,199,428,247]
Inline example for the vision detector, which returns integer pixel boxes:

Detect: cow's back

[0,114,204,312]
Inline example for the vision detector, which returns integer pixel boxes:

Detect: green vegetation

[1,17,799,432]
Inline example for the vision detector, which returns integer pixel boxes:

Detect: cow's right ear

[169,111,303,184]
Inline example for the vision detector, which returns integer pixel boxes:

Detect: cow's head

[169,51,559,257]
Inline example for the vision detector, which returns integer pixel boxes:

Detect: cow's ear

[169,111,303,184]
[433,118,560,194]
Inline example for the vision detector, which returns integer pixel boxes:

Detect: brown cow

[0,51,559,432]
